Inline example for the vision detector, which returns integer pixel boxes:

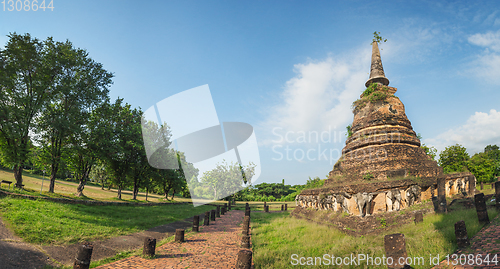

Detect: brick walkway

[95,210,249,269]
[433,213,500,269]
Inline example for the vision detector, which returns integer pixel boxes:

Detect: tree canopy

[438,144,470,174]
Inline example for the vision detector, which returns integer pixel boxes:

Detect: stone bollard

[73,243,93,269]
[245,202,249,210]
[175,229,185,243]
[495,181,500,211]
[228,201,231,210]
[264,205,269,213]
[263,202,266,210]
[204,211,210,226]
[245,207,251,217]
[474,193,490,224]
[221,205,226,215]
[211,209,216,221]
[242,216,250,235]
[455,220,470,248]
[216,205,221,218]
[414,212,423,224]
[285,204,288,211]
[281,204,284,211]
[143,237,156,257]
[437,177,447,213]
[241,235,251,248]
[193,215,200,232]
[480,182,484,190]
[384,233,408,269]
[236,249,252,269]
[468,175,476,196]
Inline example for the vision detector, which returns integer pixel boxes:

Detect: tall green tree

[66,101,111,197]
[96,99,142,199]
[0,33,61,188]
[200,161,256,200]
[484,144,500,178]
[467,152,496,183]
[421,144,437,161]
[36,40,112,193]
[438,144,470,174]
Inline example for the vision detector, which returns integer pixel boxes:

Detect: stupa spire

[365,41,389,88]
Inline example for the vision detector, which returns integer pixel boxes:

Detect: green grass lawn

[0,196,213,245]
[250,208,498,269]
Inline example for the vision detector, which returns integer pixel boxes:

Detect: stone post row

[236,250,252,269]
[241,235,251,248]
[211,209,216,221]
[414,212,423,224]
[216,205,221,218]
[204,211,210,226]
[474,193,489,224]
[437,177,447,213]
[384,233,409,269]
[495,181,500,211]
[455,220,470,248]
[73,243,93,269]
[143,237,156,257]
[175,229,185,243]
[193,215,199,232]
[242,215,250,236]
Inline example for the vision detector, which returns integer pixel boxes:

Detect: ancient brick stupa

[295,41,475,217]
[329,41,442,182]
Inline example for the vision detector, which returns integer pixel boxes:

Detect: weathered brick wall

[296,173,474,217]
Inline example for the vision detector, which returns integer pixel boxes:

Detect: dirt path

[94,210,249,269]
[0,209,213,268]
[42,213,205,266]
[0,217,55,269]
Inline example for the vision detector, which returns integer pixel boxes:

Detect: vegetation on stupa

[351,83,396,112]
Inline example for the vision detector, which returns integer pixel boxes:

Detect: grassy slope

[0,169,215,245]
[0,169,192,202]
[0,196,213,245]
[251,207,498,268]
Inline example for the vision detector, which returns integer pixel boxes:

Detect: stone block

[474,193,489,224]
[414,212,423,224]
[372,193,386,213]
[454,220,469,248]
[384,233,408,269]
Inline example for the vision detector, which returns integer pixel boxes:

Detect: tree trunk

[48,163,59,193]
[117,186,122,199]
[145,187,149,202]
[164,186,171,200]
[48,174,56,193]
[76,178,86,197]
[171,189,175,200]
[132,178,138,200]
[13,165,24,189]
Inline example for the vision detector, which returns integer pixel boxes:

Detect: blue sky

[2,0,500,185]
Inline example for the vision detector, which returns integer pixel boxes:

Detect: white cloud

[468,30,500,52]
[467,30,500,84]
[259,47,370,146]
[424,109,500,154]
